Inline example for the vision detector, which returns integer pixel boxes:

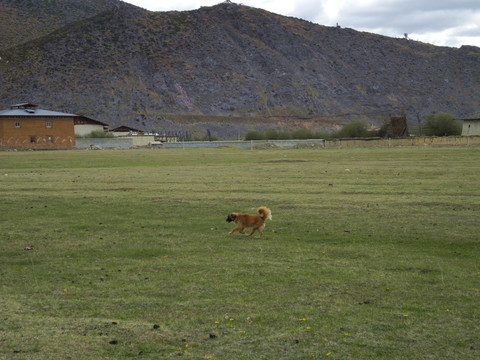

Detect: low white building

[74,116,109,136]
[462,118,480,136]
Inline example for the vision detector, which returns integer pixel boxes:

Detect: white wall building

[462,118,480,136]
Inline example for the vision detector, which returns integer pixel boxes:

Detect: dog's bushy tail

[257,206,272,221]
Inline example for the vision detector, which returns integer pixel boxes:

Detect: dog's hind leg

[257,224,265,238]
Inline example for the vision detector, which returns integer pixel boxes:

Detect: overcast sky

[122,0,480,48]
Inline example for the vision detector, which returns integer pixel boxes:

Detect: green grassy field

[1,147,479,359]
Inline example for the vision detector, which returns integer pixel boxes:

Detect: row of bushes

[245,113,462,140]
[245,121,381,141]
[78,113,463,141]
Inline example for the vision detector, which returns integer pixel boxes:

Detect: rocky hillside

[1,0,479,138]
[0,0,131,50]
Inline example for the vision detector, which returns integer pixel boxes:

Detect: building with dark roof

[74,116,109,137]
[0,103,109,147]
[0,103,78,147]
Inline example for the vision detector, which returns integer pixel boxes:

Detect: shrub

[377,119,391,138]
[246,128,329,140]
[333,121,369,138]
[423,112,461,136]
[265,129,280,140]
[277,131,292,140]
[245,130,264,140]
[205,129,218,141]
[78,130,114,138]
[291,129,314,139]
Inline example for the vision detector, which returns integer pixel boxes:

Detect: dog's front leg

[230,226,243,235]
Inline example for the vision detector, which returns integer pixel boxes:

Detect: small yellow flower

[229,318,234,321]
[185,344,189,348]
[306,326,311,330]
[238,330,244,334]
[214,321,220,324]
[63,289,68,293]
[445,309,450,312]
[344,333,349,336]
[326,352,332,356]
[403,314,408,318]
[299,317,306,321]
[206,357,212,359]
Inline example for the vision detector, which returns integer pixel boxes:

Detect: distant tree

[81,130,113,138]
[334,121,369,138]
[245,128,334,140]
[245,130,264,140]
[423,112,461,136]
[277,131,292,140]
[377,118,391,138]
[291,129,314,139]
[265,129,279,140]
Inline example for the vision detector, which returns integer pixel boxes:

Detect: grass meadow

[0,146,479,359]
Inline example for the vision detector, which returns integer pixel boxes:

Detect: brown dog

[226,206,272,237]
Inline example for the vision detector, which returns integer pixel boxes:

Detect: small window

[46,121,52,128]
[30,136,36,144]
[15,121,21,128]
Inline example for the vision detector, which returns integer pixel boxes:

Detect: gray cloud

[290,0,480,47]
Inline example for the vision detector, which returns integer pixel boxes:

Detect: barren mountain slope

[1,1,479,138]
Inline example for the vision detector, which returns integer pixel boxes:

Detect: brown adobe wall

[0,117,76,147]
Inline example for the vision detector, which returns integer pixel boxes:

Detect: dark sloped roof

[110,126,143,132]
[0,105,109,127]
[74,116,109,127]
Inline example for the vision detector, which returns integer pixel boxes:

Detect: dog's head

[226,213,237,223]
